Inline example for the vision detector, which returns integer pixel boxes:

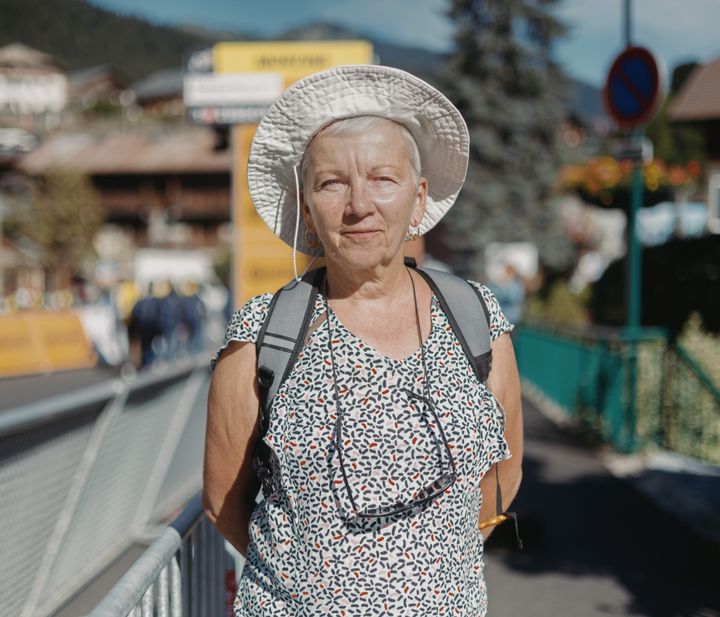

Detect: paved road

[484,400,720,617]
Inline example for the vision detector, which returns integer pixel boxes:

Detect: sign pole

[627,131,644,332]
[625,1,640,454]
[624,0,639,454]
[623,0,643,334]
[602,16,664,452]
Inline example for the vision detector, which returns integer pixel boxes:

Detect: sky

[89,0,720,87]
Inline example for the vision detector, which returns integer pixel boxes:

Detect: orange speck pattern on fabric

[213,282,513,616]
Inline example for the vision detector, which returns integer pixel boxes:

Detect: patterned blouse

[213,280,513,617]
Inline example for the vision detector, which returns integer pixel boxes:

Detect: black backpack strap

[253,267,325,493]
[411,262,492,384]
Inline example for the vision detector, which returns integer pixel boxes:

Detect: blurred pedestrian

[490,263,526,329]
[180,280,206,355]
[159,282,183,362]
[128,283,162,368]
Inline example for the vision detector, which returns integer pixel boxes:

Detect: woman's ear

[300,190,314,231]
[411,177,428,228]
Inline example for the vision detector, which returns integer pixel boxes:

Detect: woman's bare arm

[477,332,523,538]
[202,340,261,556]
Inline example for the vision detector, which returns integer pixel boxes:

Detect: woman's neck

[324,255,408,302]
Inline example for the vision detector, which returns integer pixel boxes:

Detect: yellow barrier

[0,311,97,377]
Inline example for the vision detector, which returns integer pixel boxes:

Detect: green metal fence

[516,324,720,464]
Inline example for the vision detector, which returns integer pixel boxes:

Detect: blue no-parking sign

[603,46,664,129]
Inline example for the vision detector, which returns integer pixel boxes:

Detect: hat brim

[248,64,469,255]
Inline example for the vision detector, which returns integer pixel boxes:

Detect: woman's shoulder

[464,280,514,342]
[228,292,274,333]
[211,293,273,371]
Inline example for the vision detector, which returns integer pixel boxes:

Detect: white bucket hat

[247,64,470,256]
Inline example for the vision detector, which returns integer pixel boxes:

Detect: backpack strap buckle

[257,365,274,391]
[252,443,275,496]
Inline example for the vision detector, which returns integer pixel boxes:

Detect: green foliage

[524,280,590,327]
[0,0,215,80]
[678,313,720,387]
[86,99,121,118]
[439,0,574,278]
[7,170,104,289]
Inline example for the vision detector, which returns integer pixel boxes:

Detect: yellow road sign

[214,41,374,86]
[221,41,373,305]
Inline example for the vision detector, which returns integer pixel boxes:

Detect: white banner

[187,104,270,125]
[0,73,67,113]
[183,72,283,107]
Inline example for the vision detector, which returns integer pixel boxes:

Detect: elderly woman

[203,65,523,616]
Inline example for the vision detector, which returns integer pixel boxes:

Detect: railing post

[169,555,182,617]
[141,582,154,616]
[157,565,169,617]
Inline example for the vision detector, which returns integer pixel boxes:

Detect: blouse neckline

[317,293,440,365]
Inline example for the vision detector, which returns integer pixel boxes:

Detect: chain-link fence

[661,344,720,464]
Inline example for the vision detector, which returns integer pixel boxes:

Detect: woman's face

[302,121,427,272]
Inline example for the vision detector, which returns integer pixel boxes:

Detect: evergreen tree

[439,0,572,278]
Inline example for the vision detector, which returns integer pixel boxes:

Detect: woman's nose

[346,179,374,217]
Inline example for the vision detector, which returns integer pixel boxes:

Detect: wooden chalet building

[17,125,232,273]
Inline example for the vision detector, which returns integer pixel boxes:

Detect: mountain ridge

[0,0,603,120]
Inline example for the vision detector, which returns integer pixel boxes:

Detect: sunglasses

[334,388,457,520]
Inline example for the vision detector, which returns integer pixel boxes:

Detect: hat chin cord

[290,165,322,282]
[292,165,302,282]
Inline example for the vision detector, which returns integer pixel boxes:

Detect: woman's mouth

[342,229,380,240]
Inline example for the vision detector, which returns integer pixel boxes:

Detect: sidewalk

[483,397,720,617]
[605,448,720,546]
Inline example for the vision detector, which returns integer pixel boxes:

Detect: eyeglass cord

[322,266,519,550]
[323,267,452,516]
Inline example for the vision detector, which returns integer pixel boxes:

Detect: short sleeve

[467,281,514,342]
[209,293,272,372]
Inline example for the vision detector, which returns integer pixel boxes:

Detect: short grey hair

[300,115,422,188]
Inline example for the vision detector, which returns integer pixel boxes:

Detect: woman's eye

[374,176,396,184]
[319,179,342,189]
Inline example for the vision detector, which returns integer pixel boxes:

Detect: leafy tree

[437,0,573,278]
[7,170,103,290]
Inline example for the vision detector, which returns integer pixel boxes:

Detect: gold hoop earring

[304,228,321,250]
[405,226,420,241]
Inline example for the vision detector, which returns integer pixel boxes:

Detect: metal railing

[88,493,238,617]
[516,323,720,463]
[0,360,210,617]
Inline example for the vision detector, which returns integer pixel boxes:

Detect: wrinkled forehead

[301,116,417,173]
